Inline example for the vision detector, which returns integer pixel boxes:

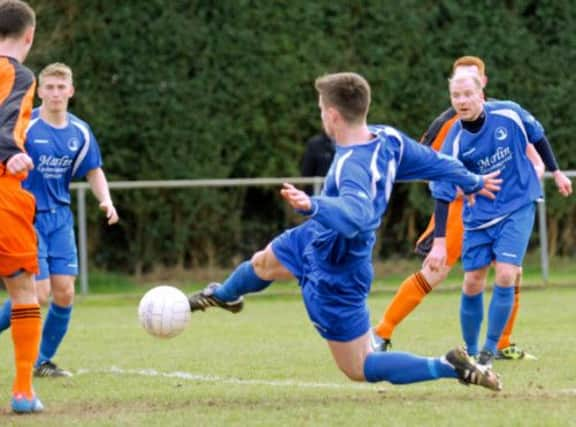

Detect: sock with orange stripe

[497,284,520,350]
[11,304,41,399]
[374,272,432,339]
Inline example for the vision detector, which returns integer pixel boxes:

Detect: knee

[421,265,450,289]
[251,247,281,281]
[495,268,518,287]
[463,273,485,295]
[52,285,75,307]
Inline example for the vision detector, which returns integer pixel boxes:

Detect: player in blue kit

[188,72,503,391]
[427,71,550,368]
[0,63,119,377]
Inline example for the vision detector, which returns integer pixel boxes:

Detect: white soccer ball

[138,285,191,338]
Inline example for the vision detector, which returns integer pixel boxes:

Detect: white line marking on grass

[76,367,382,391]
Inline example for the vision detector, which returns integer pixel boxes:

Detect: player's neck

[39,106,68,127]
[0,42,26,62]
[334,124,373,146]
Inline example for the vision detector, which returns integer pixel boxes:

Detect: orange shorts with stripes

[415,198,464,267]
[0,176,38,277]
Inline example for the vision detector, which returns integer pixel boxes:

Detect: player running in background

[0,0,44,413]
[0,62,119,377]
[372,56,572,358]
[188,72,503,391]
[427,71,565,367]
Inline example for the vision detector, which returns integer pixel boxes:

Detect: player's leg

[0,182,43,412]
[34,208,77,377]
[188,245,285,312]
[189,222,312,312]
[4,272,44,412]
[477,262,518,367]
[0,224,50,333]
[460,225,494,357]
[460,266,489,357]
[479,203,535,367]
[34,275,74,377]
[35,279,51,306]
[372,265,448,348]
[327,332,500,390]
[188,245,282,312]
[496,268,535,360]
[373,200,464,348]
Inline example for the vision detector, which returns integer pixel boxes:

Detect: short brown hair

[315,72,371,124]
[452,56,486,76]
[39,62,73,85]
[0,0,35,39]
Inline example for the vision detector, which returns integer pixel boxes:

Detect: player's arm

[396,131,501,197]
[511,101,572,196]
[86,167,118,225]
[1,66,35,174]
[526,143,544,179]
[281,163,374,238]
[531,136,572,196]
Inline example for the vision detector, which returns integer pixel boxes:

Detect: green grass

[85,254,576,296]
[0,285,575,426]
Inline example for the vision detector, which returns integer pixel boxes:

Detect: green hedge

[26,1,576,273]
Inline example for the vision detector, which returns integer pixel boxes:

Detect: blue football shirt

[23,109,103,211]
[430,100,544,229]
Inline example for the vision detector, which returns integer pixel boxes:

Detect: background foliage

[27,0,576,274]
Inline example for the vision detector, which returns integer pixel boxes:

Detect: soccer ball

[138,285,191,338]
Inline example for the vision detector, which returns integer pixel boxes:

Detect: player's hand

[472,170,502,204]
[553,170,572,197]
[6,153,34,174]
[99,200,119,225]
[280,183,311,211]
[423,238,447,272]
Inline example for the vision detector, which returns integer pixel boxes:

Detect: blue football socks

[36,302,72,366]
[460,292,484,356]
[0,299,12,332]
[364,351,457,384]
[213,261,272,302]
[483,284,514,354]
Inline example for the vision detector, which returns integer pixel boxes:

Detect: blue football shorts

[35,206,78,280]
[271,221,372,342]
[462,202,536,271]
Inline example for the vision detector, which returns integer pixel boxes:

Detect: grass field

[0,280,575,426]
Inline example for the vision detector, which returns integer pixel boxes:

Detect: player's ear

[24,26,35,46]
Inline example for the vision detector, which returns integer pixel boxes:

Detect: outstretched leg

[189,244,290,312]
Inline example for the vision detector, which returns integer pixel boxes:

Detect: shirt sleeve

[307,160,374,239]
[73,127,103,179]
[395,130,481,198]
[0,62,35,164]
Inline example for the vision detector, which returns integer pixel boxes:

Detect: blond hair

[39,62,73,85]
[315,72,370,124]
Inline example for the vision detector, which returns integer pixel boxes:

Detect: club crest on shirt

[495,127,508,141]
[67,137,80,151]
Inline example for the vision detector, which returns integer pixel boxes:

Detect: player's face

[38,76,74,113]
[450,76,484,121]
